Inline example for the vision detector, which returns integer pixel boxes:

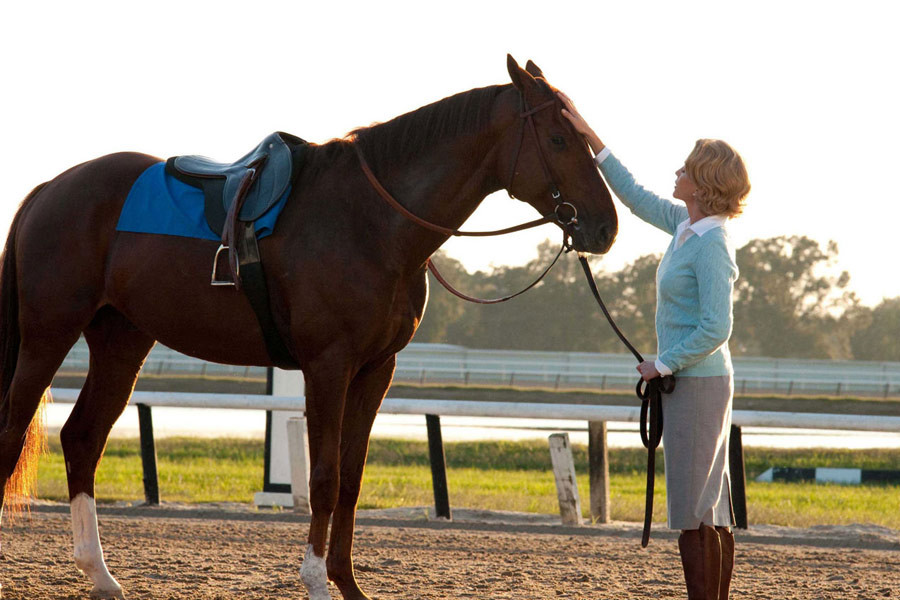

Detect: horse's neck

[375,130,504,268]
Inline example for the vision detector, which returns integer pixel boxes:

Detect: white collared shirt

[673,214,728,251]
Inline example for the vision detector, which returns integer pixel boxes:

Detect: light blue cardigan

[598,152,737,377]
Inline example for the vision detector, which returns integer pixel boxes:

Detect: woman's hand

[558,92,605,154]
[637,360,661,382]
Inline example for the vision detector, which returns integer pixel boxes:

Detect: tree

[732,236,859,358]
[417,236,866,360]
[850,298,900,361]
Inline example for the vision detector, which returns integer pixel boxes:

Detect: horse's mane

[309,84,510,174]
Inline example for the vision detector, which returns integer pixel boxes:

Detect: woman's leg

[716,526,734,599]
[677,523,722,600]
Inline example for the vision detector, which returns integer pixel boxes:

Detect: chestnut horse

[0,56,616,600]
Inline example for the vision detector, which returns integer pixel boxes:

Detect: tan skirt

[661,375,735,530]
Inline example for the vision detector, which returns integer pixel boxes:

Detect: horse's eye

[551,135,566,148]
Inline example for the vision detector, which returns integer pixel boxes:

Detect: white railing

[47,388,900,432]
[57,342,900,398]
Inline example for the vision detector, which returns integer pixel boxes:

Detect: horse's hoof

[90,585,125,599]
[301,545,332,600]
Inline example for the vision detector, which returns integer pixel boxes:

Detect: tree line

[414,235,898,361]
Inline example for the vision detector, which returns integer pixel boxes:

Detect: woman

[560,93,750,600]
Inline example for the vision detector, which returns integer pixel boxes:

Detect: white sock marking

[300,543,332,600]
[70,493,122,597]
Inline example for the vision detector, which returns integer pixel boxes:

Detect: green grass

[33,437,900,529]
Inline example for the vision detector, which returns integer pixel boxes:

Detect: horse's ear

[525,60,545,80]
[507,54,538,93]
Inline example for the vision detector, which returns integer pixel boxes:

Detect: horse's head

[498,55,617,254]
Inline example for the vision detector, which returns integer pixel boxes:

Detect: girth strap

[234,222,298,370]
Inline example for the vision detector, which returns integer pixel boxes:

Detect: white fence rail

[57,342,900,398]
[48,388,900,432]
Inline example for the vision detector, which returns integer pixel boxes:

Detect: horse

[0,55,616,600]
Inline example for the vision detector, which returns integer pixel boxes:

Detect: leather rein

[356,91,673,546]
[576,253,674,547]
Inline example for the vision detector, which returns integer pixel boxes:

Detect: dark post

[588,421,610,523]
[425,414,451,520]
[729,424,747,529]
[137,404,160,505]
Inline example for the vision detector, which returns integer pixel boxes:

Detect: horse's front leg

[300,354,354,600]
[326,356,396,600]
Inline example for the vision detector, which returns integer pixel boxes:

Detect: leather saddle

[162,132,308,371]
[165,132,307,287]
[166,131,307,238]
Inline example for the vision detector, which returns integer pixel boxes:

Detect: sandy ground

[1,503,899,599]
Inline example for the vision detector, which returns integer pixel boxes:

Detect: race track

[1,505,898,599]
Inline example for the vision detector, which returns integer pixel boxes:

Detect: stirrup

[211,244,237,286]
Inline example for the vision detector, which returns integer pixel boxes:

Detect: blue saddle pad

[116,162,290,241]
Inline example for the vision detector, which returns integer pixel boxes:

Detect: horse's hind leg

[60,307,154,600]
[326,356,396,600]
[0,332,83,537]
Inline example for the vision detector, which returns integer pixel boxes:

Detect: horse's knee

[308,463,340,513]
[337,479,362,507]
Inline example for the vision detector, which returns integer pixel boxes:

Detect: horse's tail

[1,182,50,519]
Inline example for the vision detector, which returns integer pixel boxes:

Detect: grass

[32,437,900,529]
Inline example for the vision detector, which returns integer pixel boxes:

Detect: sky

[2,1,898,306]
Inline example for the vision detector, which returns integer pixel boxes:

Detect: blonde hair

[684,139,750,218]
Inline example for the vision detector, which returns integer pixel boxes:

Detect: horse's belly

[105,233,274,366]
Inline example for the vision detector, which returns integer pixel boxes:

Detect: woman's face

[673,165,699,202]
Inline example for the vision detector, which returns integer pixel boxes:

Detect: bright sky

[2,1,898,306]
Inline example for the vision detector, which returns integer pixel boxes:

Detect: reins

[355,146,555,238]
[577,253,675,548]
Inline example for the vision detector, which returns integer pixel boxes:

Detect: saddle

[166,132,307,289]
[164,132,308,370]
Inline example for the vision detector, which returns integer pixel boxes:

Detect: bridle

[504,95,580,240]
[356,90,673,546]
[354,91,579,303]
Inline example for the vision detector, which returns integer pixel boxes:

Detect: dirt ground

[1,504,899,600]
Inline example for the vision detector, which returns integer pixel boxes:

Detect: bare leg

[327,357,396,600]
[61,308,155,599]
[300,352,353,600]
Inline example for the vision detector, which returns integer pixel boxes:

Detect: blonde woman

[560,93,750,600]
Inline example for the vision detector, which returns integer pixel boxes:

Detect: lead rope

[577,254,674,547]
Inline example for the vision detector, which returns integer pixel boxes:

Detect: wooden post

[137,404,160,505]
[286,416,311,514]
[588,421,610,523]
[548,433,583,526]
[425,414,451,520]
[729,424,748,529]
